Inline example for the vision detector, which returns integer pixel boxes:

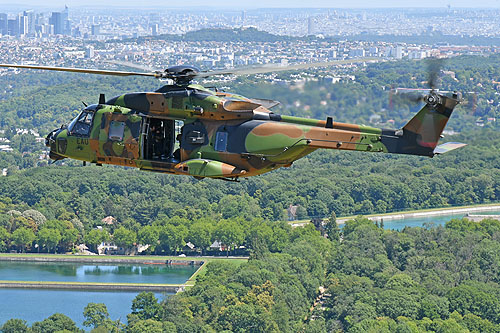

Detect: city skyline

[1,0,500,9]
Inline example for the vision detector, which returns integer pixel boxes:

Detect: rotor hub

[155,65,200,85]
[424,92,441,108]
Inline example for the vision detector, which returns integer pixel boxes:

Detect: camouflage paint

[46,84,463,180]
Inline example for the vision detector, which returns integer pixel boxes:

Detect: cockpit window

[68,111,94,137]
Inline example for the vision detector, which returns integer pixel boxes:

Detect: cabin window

[109,121,125,141]
[214,131,228,152]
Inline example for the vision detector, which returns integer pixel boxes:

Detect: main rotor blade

[0,63,158,78]
[196,58,378,78]
[104,60,156,72]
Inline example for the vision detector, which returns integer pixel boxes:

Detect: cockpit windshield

[68,110,94,136]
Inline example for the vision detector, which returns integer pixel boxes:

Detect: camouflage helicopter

[0,60,465,181]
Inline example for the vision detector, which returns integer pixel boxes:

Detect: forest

[3,217,500,332]
[0,54,499,331]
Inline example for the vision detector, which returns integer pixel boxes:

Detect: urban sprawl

[0,7,499,73]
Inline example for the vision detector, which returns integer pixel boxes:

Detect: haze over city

[2,0,500,8]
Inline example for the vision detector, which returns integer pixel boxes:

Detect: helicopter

[0,60,466,181]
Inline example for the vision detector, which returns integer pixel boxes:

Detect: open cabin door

[141,117,176,161]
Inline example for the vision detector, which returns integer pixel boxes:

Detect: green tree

[377,274,422,319]
[70,217,84,235]
[22,209,46,227]
[419,294,450,320]
[11,227,35,252]
[324,211,340,241]
[462,313,497,333]
[219,193,261,220]
[60,227,79,252]
[246,222,273,256]
[296,206,308,220]
[0,318,29,333]
[83,303,113,330]
[137,225,159,253]
[113,227,137,250]
[214,219,244,257]
[127,319,163,333]
[187,222,213,255]
[219,303,279,333]
[269,222,291,252]
[31,313,81,333]
[448,282,500,323]
[131,292,163,320]
[159,224,187,254]
[37,228,62,253]
[162,321,177,333]
[84,229,110,253]
[0,226,10,252]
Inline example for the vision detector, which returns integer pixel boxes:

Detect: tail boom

[305,92,463,157]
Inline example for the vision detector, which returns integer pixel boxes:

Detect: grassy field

[289,202,500,225]
[187,256,245,283]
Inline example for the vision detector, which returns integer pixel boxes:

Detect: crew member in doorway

[151,123,164,158]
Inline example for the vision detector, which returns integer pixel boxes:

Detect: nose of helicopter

[45,128,66,161]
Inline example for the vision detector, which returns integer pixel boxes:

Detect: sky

[1,0,500,8]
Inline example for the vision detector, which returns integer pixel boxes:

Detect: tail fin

[382,92,462,156]
[403,92,460,149]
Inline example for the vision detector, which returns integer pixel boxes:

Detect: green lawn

[183,257,246,290]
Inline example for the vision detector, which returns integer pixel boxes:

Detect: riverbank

[0,280,184,292]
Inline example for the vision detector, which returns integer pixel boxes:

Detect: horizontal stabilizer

[250,98,281,109]
[433,142,467,154]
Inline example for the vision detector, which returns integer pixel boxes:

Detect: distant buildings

[409,50,427,60]
[0,7,498,77]
[349,48,365,58]
[0,6,70,37]
[151,24,158,36]
[49,7,70,35]
[85,46,94,58]
[307,16,315,35]
[385,46,404,59]
[91,24,100,36]
[0,13,7,35]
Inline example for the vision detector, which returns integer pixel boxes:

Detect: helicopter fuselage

[45,84,462,180]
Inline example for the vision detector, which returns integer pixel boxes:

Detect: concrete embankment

[0,280,184,292]
[336,205,500,224]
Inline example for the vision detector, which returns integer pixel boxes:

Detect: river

[0,262,197,328]
[346,208,500,230]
